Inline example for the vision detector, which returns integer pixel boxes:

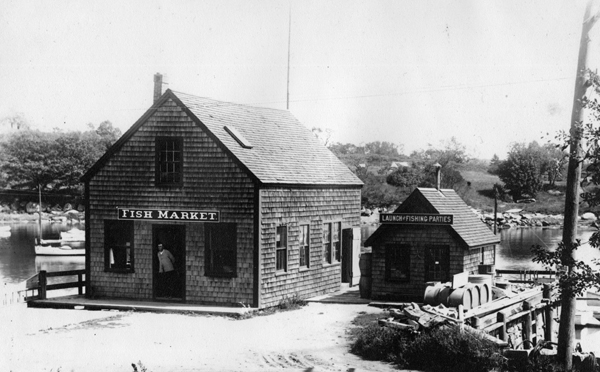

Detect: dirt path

[1,302,398,372]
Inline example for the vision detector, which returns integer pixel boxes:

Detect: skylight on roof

[224,125,253,149]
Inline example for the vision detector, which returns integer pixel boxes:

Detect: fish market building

[81,75,363,308]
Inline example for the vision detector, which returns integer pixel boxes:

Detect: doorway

[153,225,186,301]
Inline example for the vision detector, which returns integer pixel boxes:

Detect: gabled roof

[365,187,499,248]
[82,90,362,187]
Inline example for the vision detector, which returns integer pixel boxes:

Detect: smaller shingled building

[364,187,499,302]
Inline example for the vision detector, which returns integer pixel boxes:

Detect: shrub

[350,322,410,364]
[277,294,307,310]
[351,323,505,372]
[402,325,505,372]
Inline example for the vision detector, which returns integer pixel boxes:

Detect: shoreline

[360,209,599,230]
[0,211,84,224]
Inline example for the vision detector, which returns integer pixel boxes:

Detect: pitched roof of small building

[365,187,499,248]
[82,90,362,187]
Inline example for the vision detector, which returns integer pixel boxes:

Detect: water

[0,221,85,285]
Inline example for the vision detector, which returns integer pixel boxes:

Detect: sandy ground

[0,302,399,372]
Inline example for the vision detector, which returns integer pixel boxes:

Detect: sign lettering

[379,213,453,225]
[118,208,220,222]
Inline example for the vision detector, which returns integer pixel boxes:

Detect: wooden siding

[370,225,464,301]
[259,188,361,308]
[464,245,496,274]
[87,99,256,306]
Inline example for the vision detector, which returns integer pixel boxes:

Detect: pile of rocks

[476,209,564,229]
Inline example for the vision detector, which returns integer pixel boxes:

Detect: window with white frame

[332,222,341,262]
[299,224,310,268]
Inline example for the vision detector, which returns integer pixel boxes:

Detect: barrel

[437,286,452,306]
[469,284,480,309]
[479,283,490,305]
[359,277,372,299]
[359,253,372,277]
[359,253,372,299]
[448,286,472,310]
[469,275,493,307]
[424,285,441,305]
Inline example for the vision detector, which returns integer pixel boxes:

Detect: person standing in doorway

[157,243,176,298]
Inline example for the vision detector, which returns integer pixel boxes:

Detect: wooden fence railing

[25,269,86,301]
[495,269,556,284]
[463,284,555,349]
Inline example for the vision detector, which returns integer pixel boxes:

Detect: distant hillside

[457,168,569,215]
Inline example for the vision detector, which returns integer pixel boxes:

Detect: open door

[342,227,361,286]
[153,225,186,301]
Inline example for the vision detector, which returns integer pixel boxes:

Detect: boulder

[505,208,523,214]
[582,212,597,221]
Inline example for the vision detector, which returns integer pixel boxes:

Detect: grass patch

[456,169,574,215]
[238,294,308,319]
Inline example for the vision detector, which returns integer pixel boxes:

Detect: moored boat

[35,241,85,256]
[34,187,85,256]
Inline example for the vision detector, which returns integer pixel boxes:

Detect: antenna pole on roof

[286,5,291,110]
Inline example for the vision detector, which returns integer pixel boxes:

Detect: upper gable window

[156,137,183,186]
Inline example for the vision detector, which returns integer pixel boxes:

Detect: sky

[1,0,599,159]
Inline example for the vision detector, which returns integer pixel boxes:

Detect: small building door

[342,227,361,286]
[153,225,186,301]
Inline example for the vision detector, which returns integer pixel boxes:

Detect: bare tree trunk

[559,2,599,368]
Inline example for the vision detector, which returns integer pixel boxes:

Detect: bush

[402,325,505,372]
[351,323,505,372]
[350,323,409,363]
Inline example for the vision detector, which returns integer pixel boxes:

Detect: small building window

[385,244,410,282]
[156,136,183,186]
[105,220,134,272]
[323,222,341,264]
[333,222,341,262]
[323,223,332,264]
[299,224,310,268]
[425,245,450,282]
[276,226,288,271]
[205,223,237,277]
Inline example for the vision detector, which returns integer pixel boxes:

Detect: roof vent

[224,126,253,149]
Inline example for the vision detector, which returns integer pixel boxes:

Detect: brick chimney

[153,73,163,103]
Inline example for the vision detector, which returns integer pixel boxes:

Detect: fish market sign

[379,213,453,225]
[118,208,220,222]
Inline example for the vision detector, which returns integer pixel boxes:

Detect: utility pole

[559,1,600,368]
[286,6,291,110]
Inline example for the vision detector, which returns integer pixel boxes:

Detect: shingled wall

[87,99,255,306]
[259,188,361,308]
[370,225,495,301]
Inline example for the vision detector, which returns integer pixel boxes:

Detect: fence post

[543,284,554,342]
[78,272,83,295]
[523,301,533,349]
[39,270,47,300]
[498,310,507,341]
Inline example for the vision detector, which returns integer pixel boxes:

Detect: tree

[540,143,567,187]
[487,154,501,175]
[386,166,423,188]
[496,142,545,200]
[0,123,117,194]
[95,120,122,150]
[311,127,333,147]
[364,141,402,157]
